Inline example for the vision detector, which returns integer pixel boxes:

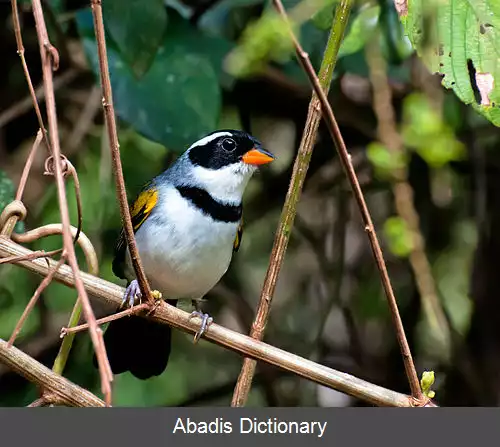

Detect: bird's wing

[112,182,159,279]
[233,217,243,252]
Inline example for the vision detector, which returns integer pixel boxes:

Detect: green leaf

[402,0,500,126]
[383,216,414,258]
[366,141,408,178]
[402,93,465,168]
[103,0,168,79]
[420,370,436,398]
[77,9,231,151]
[0,171,24,233]
[338,5,381,58]
[226,11,294,77]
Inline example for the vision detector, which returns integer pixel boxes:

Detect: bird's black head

[187,130,275,170]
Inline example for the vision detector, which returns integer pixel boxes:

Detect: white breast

[125,186,238,300]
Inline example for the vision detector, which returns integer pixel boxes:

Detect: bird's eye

[221,138,236,152]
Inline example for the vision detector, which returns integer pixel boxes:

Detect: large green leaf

[103,0,168,79]
[401,0,500,126]
[77,9,232,151]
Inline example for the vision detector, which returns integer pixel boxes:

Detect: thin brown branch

[0,338,105,407]
[61,303,150,336]
[13,223,99,283]
[30,0,112,405]
[9,0,51,153]
[0,201,27,237]
[0,248,61,265]
[0,237,429,407]
[271,0,423,401]
[0,69,79,128]
[89,0,153,305]
[16,129,44,202]
[27,397,50,407]
[8,254,66,346]
[366,37,450,348]
[0,129,42,237]
[231,0,354,407]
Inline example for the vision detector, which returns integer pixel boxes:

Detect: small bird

[96,130,275,380]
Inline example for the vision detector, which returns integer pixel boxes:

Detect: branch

[271,0,423,401]
[9,0,52,153]
[0,237,423,407]
[89,0,153,305]
[365,36,450,348]
[231,0,355,407]
[30,0,112,404]
[0,338,105,407]
[0,130,42,237]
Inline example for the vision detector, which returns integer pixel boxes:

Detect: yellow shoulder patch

[130,187,158,232]
[233,219,243,252]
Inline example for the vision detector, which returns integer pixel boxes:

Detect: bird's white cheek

[189,163,256,203]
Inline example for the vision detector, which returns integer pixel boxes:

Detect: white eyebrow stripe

[188,132,233,149]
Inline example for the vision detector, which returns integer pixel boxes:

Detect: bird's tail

[94,308,174,380]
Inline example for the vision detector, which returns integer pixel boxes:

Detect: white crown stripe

[188,132,233,150]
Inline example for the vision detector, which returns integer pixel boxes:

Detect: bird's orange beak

[242,147,275,166]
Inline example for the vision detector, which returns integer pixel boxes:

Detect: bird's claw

[121,279,141,309]
[189,310,213,343]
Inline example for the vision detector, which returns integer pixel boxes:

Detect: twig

[8,255,66,347]
[0,131,43,237]
[271,0,423,401]
[0,69,78,128]
[0,237,430,407]
[63,85,102,154]
[231,0,354,408]
[0,248,61,265]
[9,0,51,153]
[50,226,99,376]
[30,0,112,405]
[61,303,150,336]
[89,0,153,305]
[27,397,50,407]
[0,338,105,407]
[366,37,450,350]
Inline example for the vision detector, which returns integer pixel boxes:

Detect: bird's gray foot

[121,279,141,308]
[189,302,213,343]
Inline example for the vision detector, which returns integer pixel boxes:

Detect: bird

[95,130,275,380]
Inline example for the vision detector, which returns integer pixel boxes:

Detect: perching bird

[96,130,275,380]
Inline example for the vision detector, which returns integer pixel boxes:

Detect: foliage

[103,0,168,79]
[0,0,499,408]
[78,8,232,151]
[420,370,436,398]
[401,0,500,126]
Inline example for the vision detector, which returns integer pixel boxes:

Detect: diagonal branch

[29,0,112,405]
[365,35,450,349]
[0,237,432,407]
[271,0,423,401]
[0,338,105,407]
[231,0,355,407]
[89,0,153,305]
[10,0,52,153]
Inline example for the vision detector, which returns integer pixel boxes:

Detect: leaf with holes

[103,0,168,79]
[401,0,500,126]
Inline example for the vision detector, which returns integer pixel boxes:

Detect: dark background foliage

[0,0,499,406]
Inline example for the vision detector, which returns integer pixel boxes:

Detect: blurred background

[0,0,499,406]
